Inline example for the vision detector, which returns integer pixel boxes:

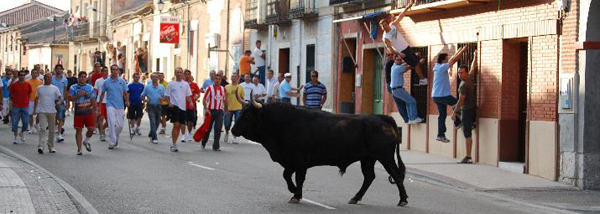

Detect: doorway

[278,48,290,75]
[339,38,356,114]
[305,44,315,83]
[361,48,384,114]
[499,39,528,171]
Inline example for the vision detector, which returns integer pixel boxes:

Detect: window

[305,44,315,83]
[156,58,160,72]
[411,46,428,120]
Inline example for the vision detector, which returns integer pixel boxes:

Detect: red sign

[160,16,180,44]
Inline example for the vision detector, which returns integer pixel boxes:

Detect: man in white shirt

[165,67,193,152]
[379,0,427,86]
[33,73,62,154]
[252,40,266,85]
[265,69,278,103]
[252,76,267,103]
[94,67,109,141]
[239,74,255,102]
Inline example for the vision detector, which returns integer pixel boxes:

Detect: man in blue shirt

[201,70,216,91]
[279,73,299,104]
[51,64,69,143]
[302,70,327,109]
[2,71,11,124]
[390,56,422,124]
[127,73,145,136]
[141,73,165,143]
[69,71,96,155]
[99,65,130,149]
[432,46,467,143]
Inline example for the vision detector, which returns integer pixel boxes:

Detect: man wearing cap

[279,73,300,104]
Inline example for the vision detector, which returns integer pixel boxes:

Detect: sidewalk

[0,147,84,214]
[401,150,600,213]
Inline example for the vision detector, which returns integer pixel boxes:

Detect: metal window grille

[411,46,428,120]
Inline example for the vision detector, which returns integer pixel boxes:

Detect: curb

[0,145,99,214]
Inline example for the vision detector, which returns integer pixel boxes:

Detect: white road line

[303,198,336,210]
[188,162,215,171]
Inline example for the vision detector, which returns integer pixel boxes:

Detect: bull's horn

[234,89,247,105]
[250,91,262,109]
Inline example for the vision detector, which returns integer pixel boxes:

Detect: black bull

[231,100,409,207]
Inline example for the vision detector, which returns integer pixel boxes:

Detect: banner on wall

[160,16,180,44]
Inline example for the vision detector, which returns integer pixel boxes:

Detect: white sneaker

[180,136,185,143]
[99,134,106,142]
[28,129,33,134]
[224,133,229,143]
[130,127,135,135]
[19,132,25,142]
[186,134,192,142]
[419,78,428,86]
[151,139,158,144]
[13,137,18,144]
[136,128,142,136]
[57,135,64,143]
[408,118,423,125]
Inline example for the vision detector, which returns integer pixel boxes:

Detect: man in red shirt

[90,62,103,87]
[201,73,227,151]
[181,69,201,142]
[9,70,32,144]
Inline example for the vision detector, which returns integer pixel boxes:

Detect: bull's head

[231,90,263,141]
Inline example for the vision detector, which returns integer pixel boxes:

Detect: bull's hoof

[348,199,359,204]
[397,200,408,207]
[288,197,300,203]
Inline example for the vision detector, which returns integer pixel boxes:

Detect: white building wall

[27,46,52,69]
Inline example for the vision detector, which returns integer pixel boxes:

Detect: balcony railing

[92,21,107,38]
[289,0,317,19]
[329,0,355,5]
[73,22,90,41]
[393,0,495,15]
[265,0,290,25]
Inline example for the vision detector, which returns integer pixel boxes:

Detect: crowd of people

[0,48,328,155]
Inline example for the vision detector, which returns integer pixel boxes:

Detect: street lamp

[157,0,165,12]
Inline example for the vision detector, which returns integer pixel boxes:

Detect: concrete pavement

[0,113,598,213]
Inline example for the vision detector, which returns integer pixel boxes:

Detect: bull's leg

[289,168,307,203]
[349,158,376,204]
[379,158,409,207]
[283,168,296,194]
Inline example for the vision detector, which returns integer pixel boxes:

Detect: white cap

[284,73,292,78]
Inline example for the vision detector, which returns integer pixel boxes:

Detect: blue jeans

[433,96,461,137]
[387,85,408,123]
[391,87,418,121]
[224,110,241,132]
[257,66,266,85]
[11,108,29,133]
[147,105,161,140]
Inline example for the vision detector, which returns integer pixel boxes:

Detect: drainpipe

[225,0,230,74]
[297,19,303,106]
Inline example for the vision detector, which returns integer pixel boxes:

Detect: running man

[182,69,201,143]
[26,69,43,134]
[52,64,69,143]
[433,46,468,143]
[141,73,165,144]
[165,68,193,152]
[69,72,96,155]
[9,70,32,144]
[158,73,169,134]
[380,0,427,86]
[99,65,130,149]
[2,71,11,124]
[34,73,62,154]
[201,73,227,151]
[127,73,145,136]
[454,51,478,163]
[94,66,109,141]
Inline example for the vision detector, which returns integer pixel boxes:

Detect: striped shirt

[203,85,227,110]
[303,81,327,109]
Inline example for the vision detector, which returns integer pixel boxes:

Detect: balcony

[265,0,291,25]
[244,0,266,29]
[329,0,356,5]
[92,21,107,38]
[288,0,318,19]
[73,22,90,41]
[393,0,496,15]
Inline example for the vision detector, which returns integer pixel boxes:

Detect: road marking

[188,162,215,171]
[303,198,336,210]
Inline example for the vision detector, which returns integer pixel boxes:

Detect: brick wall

[479,40,502,119]
[560,0,578,74]
[530,35,558,122]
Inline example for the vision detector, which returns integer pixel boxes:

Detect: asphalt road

[1,115,557,214]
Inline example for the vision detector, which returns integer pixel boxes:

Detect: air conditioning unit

[205,33,221,48]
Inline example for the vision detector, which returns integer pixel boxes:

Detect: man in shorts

[127,73,145,136]
[69,72,96,155]
[52,64,69,143]
[94,66,109,141]
[165,68,192,152]
[159,73,169,134]
[181,69,200,142]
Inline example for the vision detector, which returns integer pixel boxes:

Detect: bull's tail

[376,115,405,185]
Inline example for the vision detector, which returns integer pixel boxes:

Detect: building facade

[332,0,599,189]
[244,0,335,110]
[68,0,112,73]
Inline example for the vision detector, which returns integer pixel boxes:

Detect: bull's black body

[231,102,408,206]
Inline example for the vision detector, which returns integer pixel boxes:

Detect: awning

[333,11,387,23]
